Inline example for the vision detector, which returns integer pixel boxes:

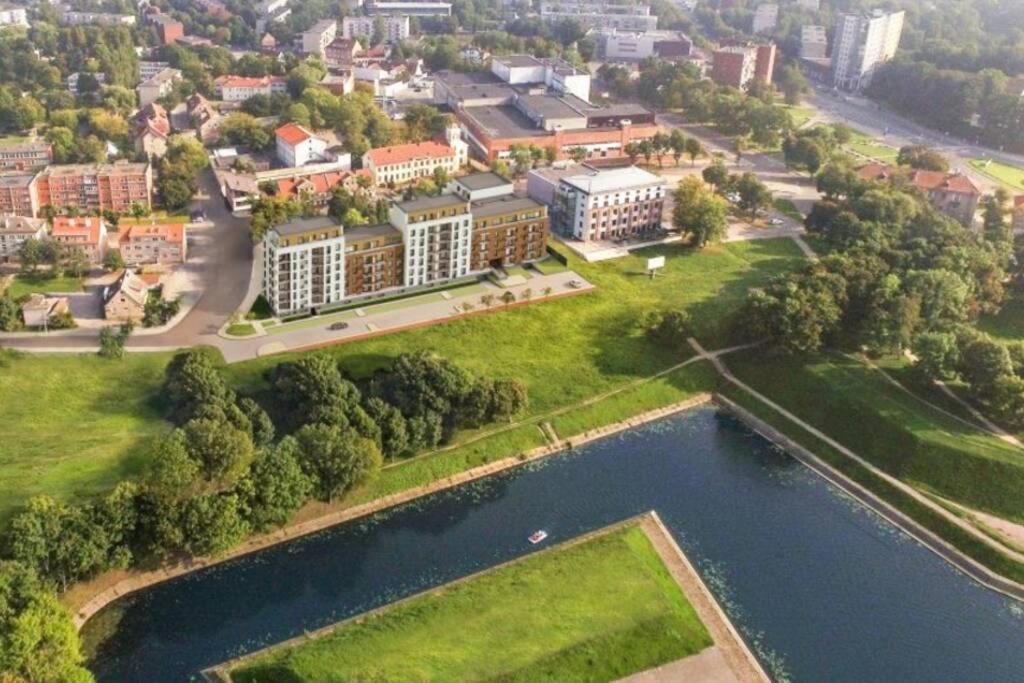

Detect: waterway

[83,407,1024,681]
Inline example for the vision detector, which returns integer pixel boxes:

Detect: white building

[448,172,513,202]
[275,123,329,167]
[263,217,347,316]
[0,4,29,27]
[139,61,172,81]
[60,10,135,25]
[256,0,290,32]
[365,0,451,16]
[0,216,46,262]
[490,55,591,102]
[213,75,287,101]
[301,19,337,57]
[362,125,465,186]
[137,68,181,107]
[752,3,778,34]
[800,25,828,60]
[389,194,472,287]
[342,15,410,43]
[527,164,665,242]
[831,10,905,91]
[539,0,656,31]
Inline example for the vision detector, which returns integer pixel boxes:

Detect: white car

[769,218,784,226]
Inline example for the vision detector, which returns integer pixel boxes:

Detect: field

[784,104,818,128]
[978,296,1024,341]
[726,350,1024,523]
[0,239,803,527]
[845,130,900,164]
[231,524,712,682]
[225,323,257,337]
[773,198,803,221]
[4,272,83,299]
[969,158,1024,192]
[0,351,172,524]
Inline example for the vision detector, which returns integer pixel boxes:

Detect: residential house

[469,194,548,270]
[186,93,221,143]
[214,75,287,102]
[131,103,171,159]
[274,169,374,209]
[262,216,346,316]
[138,67,182,107]
[0,215,47,262]
[104,270,151,321]
[325,37,363,68]
[51,216,108,263]
[857,163,982,226]
[119,223,187,265]
[302,19,337,57]
[0,4,29,27]
[362,127,465,186]
[22,295,70,328]
[260,33,278,53]
[831,10,905,91]
[219,171,259,213]
[389,193,473,287]
[275,123,329,167]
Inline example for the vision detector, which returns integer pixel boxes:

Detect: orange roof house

[857,163,981,226]
[51,216,108,263]
[361,141,459,186]
[118,222,187,265]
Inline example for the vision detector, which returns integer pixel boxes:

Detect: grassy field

[0,351,172,524]
[4,272,84,299]
[846,138,900,164]
[969,158,1024,192]
[0,239,803,527]
[231,524,712,682]
[773,198,803,221]
[726,350,1024,523]
[784,104,817,128]
[978,296,1024,341]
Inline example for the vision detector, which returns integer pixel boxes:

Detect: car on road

[329,321,349,331]
[769,218,784,226]
[567,279,583,289]
[190,209,206,223]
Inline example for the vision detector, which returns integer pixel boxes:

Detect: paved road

[0,169,257,351]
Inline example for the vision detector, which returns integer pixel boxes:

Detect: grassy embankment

[230,524,713,682]
[968,158,1024,193]
[0,239,803,526]
[4,272,84,299]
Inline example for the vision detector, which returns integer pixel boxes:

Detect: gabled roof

[214,75,283,89]
[106,270,150,307]
[364,141,455,168]
[52,217,104,245]
[908,169,980,196]
[120,223,185,245]
[276,122,319,147]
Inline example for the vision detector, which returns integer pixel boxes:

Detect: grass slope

[0,351,172,524]
[726,350,1024,523]
[969,159,1024,193]
[232,524,712,682]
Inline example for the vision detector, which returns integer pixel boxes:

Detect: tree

[684,137,703,166]
[238,397,275,447]
[672,177,729,247]
[102,249,124,272]
[668,129,686,166]
[960,336,1014,399]
[293,423,382,502]
[500,290,516,306]
[542,286,553,298]
[567,146,587,164]
[98,322,132,359]
[218,113,270,149]
[236,437,311,530]
[0,561,92,681]
[905,269,970,330]
[18,238,44,272]
[913,331,961,381]
[164,349,234,423]
[734,172,772,219]
[897,145,949,172]
[432,165,450,193]
[981,190,1010,244]
[639,139,654,165]
[778,63,809,105]
[702,159,729,191]
[271,355,363,431]
[742,268,848,353]
[181,417,255,483]
[644,310,691,349]
[480,293,495,308]
[178,493,250,557]
[363,397,410,459]
[143,430,202,501]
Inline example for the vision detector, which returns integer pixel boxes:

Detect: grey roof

[455,172,511,191]
[395,194,468,213]
[435,70,503,87]
[345,222,401,240]
[494,55,544,68]
[517,94,585,121]
[462,104,551,140]
[272,216,339,236]
[0,173,35,188]
[471,195,544,218]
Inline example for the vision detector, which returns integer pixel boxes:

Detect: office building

[597,29,692,61]
[831,10,904,91]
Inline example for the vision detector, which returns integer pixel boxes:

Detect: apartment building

[469,195,548,271]
[0,140,52,171]
[51,216,108,263]
[752,3,778,34]
[362,134,464,186]
[389,194,472,287]
[0,4,28,27]
[119,223,187,265]
[342,15,410,43]
[344,223,405,296]
[60,11,135,26]
[302,19,337,57]
[0,173,38,217]
[263,217,347,316]
[214,75,287,102]
[800,25,828,60]
[831,10,905,91]
[138,67,182,108]
[539,0,657,31]
[365,0,451,16]
[35,162,153,214]
[710,42,776,88]
[527,164,665,243]
[0,216,46,262]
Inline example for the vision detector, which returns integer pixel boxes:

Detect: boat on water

[528,530,548,544]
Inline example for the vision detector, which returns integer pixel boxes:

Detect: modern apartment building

[527,164,665,243]
[389,194,472,287]
[35,162,153,214]
[343,223,405,296]
[539,0,657,31]
[0,216,46,262]
[0,173,38,217]
[831,10,905,91]
[0,140,52,171]
[469,195,548,271]
[263,217,347,316]
[119,223,187,265]
[51,216,108,263]
[362,127,466,186]
[214,75,287,102]
[302,19,337,57]
[342,15,410,43]
[710,42,776,88]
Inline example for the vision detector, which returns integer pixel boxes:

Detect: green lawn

[530,258,569,275]
[846,140,900,164]
[978,296,1024,341]
[773,198,803,221]
[726,350,1024,523]
[231,524,712,683]
[969,159,1024,193]
[0,351,172,524]
[5,272,84,299]
[784,104,817,128]
[226,323,257,337]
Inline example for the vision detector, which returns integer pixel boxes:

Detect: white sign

[647,256,665,271]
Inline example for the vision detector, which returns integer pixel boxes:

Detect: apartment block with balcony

[263,217,347,316]
[0,216,46,262]
[0,140,52,172]
[119,223,187,265]
[342,15,410,43]
[831,10,904,91]
[51,216,108,263]
[344,223,405,296]
[35,162,153,214]
[389,194,472,287]
[469,195,549,271]
[0,173,39,217]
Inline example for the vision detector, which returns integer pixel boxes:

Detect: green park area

[230,524,712,682]
[3,272,83,299]
[724,350,1024,525]
[0,239,803,526]
[845,130,900,164]
[784,104,817,129]
[978,296,1024,341]
[968,159,1024,193]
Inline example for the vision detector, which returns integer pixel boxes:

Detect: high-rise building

[263,217,347,316]
[539,0,656,31]
[389,194,473,288]
[752,4,778,34]
[800,25,828,60]
[831,10,904,91]
[710,43,775,89]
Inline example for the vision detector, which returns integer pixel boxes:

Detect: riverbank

[70,394,714,629]
[207,513,766,683]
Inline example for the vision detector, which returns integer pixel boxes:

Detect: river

[83,407,1024,681]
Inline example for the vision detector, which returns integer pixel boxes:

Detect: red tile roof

[364,141,455,168]
[214,75,282,89]
[276,122,317,147]
[52,217,104,245]
[120,223,186,246]
[856,163,980,196]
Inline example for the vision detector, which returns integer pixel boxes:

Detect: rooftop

[120,223,185,244]
[561,165,664,194]
[495,55,545,69]
[0,139,50,152]
[471,195,544,218]
[395,193,468,213]
[141,67,181,86]
[0,173,34,188]
[272,216,339,237]
[40,162,149,177]
[276,122,319,146]
[52,216,104,243]
[517,94,585,121]
[462,104,550,140]
[364,140,455,167]
[344,222,402,240]
[0,216,46,233]
[455,172,512,191]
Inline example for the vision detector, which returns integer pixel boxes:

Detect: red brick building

[35,162,153,214]
[0,173,39,217]
[147,11,184,45]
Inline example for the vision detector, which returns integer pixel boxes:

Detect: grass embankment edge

[715,388,1024,594]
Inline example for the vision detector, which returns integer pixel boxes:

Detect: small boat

[528,530,549,545]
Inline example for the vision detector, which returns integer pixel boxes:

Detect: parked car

[190,209,206,223]
[567,279,583,289]
[769,218,784,226]
[329,321,349,331]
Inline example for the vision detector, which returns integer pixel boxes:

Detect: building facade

[0,173,38,217]
[0,216,46,262]
[470,195,548,271]
[104,270,150,321]
[276,123,329,167]
[389,194,473,287]
[800,25,828,60]
[710,42,775,88]
[0,140,52,171]
[344,223,404,296]
[831,10,904,91]
[35,162,153,214]
[138,67,181,107]
[342,15,410,43]
[0,4,29,27]
[362,132,464,186]
[51,216,108,263]
[214,75,287,101]
[365,1,451,16]
[119,223,187,265]
[539,0,657,31]
[752,3,778,34]
[302,19,337,56]
[263,217,347,316]
[857,163,981,226]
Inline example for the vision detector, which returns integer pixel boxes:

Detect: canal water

[84,407,1024,681]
